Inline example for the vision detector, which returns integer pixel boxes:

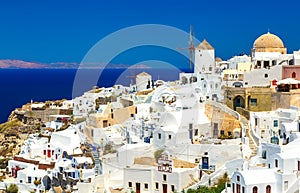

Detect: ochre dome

[253,32,284,49]
[252,32,286,54]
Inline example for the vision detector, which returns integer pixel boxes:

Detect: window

[298,160,300,171]
[171,185,175,192]
[194,129,198,136]
[163,174,167,181]
[168,135,172,140]
[252,186,258,193]
[128,182,132,188]
[265,74,268,78]
[292,72,296,78]
[250,98,257,106]
[284,181,288,191]
[158,133,161,139]
[266,185,271,193]
[103,120,108,127]
[237,175,240,182]
[28,176,32,183]
[273,120,278,127]
[242,186,245,193]
[144,183,148,190]
[220,130,225,135]
[275,159,278,168]
[262,150,267,159]
[111,113,114,119]
[232,183,235,193]
[155,182,159,190]
[213,123,218,138]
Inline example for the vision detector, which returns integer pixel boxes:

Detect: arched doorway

[190,76,197,83]
[42,175,52,191]
[253,186,258,193]
[266,185,271,193]
[181,76,188,85]
[233,96,245,111]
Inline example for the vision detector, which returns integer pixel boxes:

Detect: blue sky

[0,0,300,65]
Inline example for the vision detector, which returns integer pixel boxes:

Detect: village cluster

[2,32,300,193]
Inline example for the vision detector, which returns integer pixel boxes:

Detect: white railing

[205,100,240,121]
[249,125,260,147]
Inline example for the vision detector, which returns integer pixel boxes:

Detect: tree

[154,149,164,162]
[6,184,18,193]
[186,172,229,193]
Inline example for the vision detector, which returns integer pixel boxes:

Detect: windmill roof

[196,39,214,50]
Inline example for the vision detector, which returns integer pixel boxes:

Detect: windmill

[177,25,195,72]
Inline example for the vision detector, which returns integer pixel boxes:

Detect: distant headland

[0,59,152,69]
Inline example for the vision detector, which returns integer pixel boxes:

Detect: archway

[189,76,197,83]
[42,175,52,191]
[266,185,271,193]
[253,186,258,193]
[232,82,243,88]
[181,76,188,85]
[233,96,245,111]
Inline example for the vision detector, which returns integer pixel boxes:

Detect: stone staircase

[92,146,103,175]
[241,117,257,158]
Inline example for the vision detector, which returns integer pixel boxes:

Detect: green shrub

[6,184,18,193]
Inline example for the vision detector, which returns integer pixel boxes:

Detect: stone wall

[205,101,241,138]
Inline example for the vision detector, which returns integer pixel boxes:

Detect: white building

[73,87,121,117]
[249,108,299,145]
[153,106,210,148]
[123,152,199,193]
[227,55,251,70]
[231,138,300,193]
[293,50,300,65]
[223,32,300,88]
[194,39,215,74]
[136,72,152,92]
[179,73,223,101]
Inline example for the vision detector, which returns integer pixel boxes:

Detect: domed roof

[253,32,284,49]
[215,57,222,62]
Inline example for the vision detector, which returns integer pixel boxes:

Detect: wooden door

[163,184,167,193]
[136,183,141,193]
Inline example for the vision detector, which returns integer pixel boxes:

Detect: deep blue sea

[0,68,184,123]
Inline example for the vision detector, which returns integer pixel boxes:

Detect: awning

[276,78,300,85]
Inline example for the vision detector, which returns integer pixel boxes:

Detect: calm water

[0,68,184,123]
